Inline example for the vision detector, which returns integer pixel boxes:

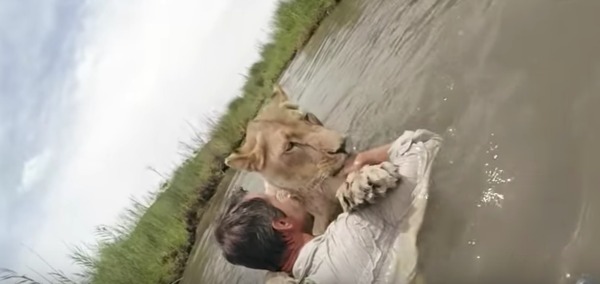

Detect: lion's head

[225,85,349,193]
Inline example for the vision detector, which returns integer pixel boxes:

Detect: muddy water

[182,0,600,283]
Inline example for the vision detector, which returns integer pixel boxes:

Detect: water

[182,0,600,283]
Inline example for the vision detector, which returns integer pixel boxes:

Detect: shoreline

[69,1,345,283]
[177,1,344,281]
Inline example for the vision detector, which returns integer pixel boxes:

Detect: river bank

[69,1,342,283]
[180,0,600,282]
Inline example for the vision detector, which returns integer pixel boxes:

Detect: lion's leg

[308,198,341,235]
[311,214,329,236]
[265,271,298,284]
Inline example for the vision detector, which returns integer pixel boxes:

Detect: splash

[478,133,514,208]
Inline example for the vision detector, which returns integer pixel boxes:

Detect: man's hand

[336,161,401,212]
[341,143,393,176]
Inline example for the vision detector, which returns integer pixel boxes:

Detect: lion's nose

[332,136,353,154]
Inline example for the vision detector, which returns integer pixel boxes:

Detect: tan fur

[264,271,299,284]
[261,162,401,284]
[227,85,402,284]
[264,180,292,202]
[226,84,349,234]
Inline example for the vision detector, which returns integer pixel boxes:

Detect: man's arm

[341,143,393,176]
[336,142,399,212]
[350,129,442,170]
[362,130,442,224]
[338,130,442,219]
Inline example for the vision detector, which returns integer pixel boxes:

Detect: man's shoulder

[325,209,386,240]
[387,129,443,161]
[295,222,379,283]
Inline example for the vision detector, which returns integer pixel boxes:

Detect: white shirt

[292,129,442,284]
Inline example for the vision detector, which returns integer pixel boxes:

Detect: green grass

[60,0,341,283]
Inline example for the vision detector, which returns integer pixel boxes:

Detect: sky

[0,0,279,278]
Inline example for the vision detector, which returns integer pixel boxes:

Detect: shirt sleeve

[293,130,443,284]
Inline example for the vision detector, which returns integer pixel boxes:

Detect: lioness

[225,86,355,284]
[225,85,354,235]
[223,85,409,284]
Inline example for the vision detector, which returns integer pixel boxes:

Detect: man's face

[244,192,313,234]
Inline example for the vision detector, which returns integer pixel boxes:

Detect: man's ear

[225,149,265,172]
[304,112,323,126]
[271,218,293,232]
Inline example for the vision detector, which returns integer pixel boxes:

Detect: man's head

[214,187,313,271]
[225,85,349,191]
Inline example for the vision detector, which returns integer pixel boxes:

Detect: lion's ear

[272,84,289,103]
[280,101,299,111]
[225,150,265,172]
[304,112,323,126]
[225,152,251,171]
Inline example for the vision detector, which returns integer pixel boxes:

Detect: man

[214,129,442,283]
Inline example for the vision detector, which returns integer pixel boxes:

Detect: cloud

[19,150,53,193]
[1,0,279,278]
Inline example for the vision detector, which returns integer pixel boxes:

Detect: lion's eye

[285,142,295,152]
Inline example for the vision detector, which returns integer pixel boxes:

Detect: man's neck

[280,154,359,273]
[280,233,313,274]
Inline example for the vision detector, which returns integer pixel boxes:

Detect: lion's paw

[336,161,401,212]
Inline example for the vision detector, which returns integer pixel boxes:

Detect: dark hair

[213,187,287,271]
